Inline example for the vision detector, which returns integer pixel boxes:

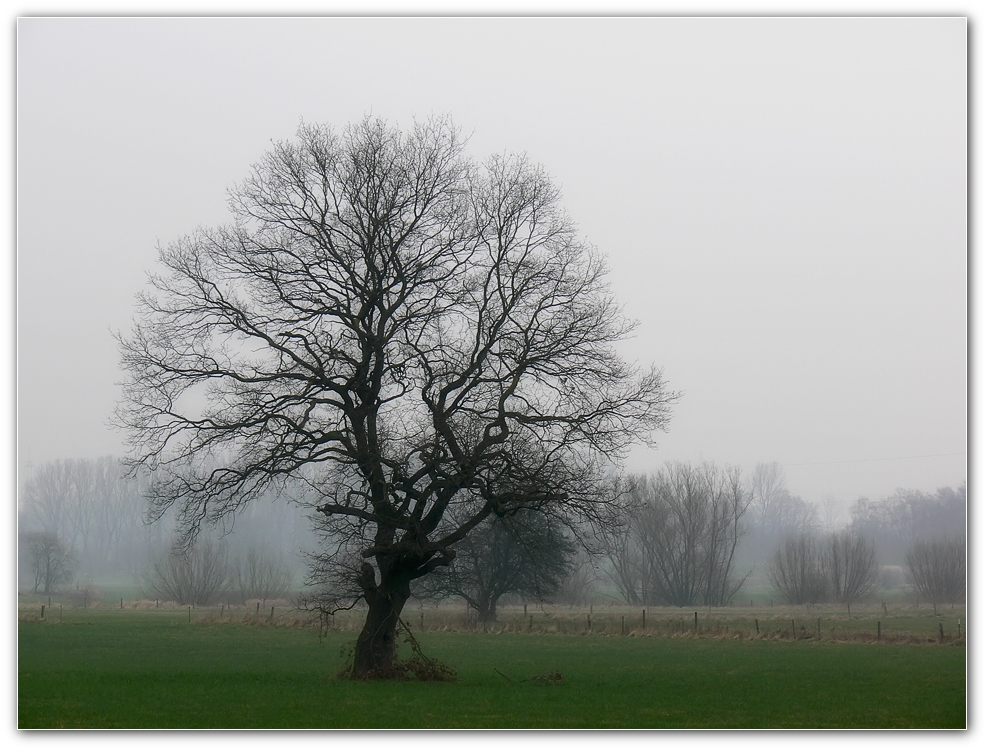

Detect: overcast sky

[16,15,966,518]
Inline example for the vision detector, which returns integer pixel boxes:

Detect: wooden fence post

[791,620,796,639]
[41,605,45,620]
[642,609,646,631]
[877,621,881,640]
[188,606,192,623]
[694,611,698,632]
[939,623,945,642]
[754,619,759,635]
[621,616,625,635]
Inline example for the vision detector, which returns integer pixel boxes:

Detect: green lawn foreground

[18,611,966,729]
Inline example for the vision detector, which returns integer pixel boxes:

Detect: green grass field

[18,608,965,729]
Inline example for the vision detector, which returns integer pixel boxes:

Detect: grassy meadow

[17,601,965,729]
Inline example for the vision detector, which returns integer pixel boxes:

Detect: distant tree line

[18,456,316,601]
[20,457,151,578]
[20,456,964,611]
[847,485,965,566]
[766,482,965,605]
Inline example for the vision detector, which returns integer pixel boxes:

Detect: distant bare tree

[749,463,819,538]
[826,529,878,603]
[742,462,820,566]
[595,502,645,605]
[768,533,827,604]
[599,463,751,607]
[550,546,599,607]
[750,462,786,518]
[905,538,965,608]
[20,457,155,578]
[24,532,75,594]
[414,510,576,624]
[233,546,295,604]
[89,456,146,573]
[22,461,74,538]
[769,529,879,605]
[145,540,231,606]
[232,546,294,603]
[820,496,841,533]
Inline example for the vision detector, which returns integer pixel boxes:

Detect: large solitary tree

[117,116,675,678]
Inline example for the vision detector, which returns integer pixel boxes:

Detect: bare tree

[820,496,841,533]
[89,456,145,574]
[24,532,75,594]
[233,546,295,604]
[748,463,819,538]
[768,533,828,605]
[905,538,965,608]
[640,463,752,606]
[550,546,599,607]
[595,507,645,605]
[770,529,879,605]
[750,462,786,520]
[22,460,75,538]
[144,539,231,606]
[414,510,576,624]
[116,116,676,678]
[743,463,820,567]
[825,529,878,603]
[21,458,166,579]
[599,463,751,607]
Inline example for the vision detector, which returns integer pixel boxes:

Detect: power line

[779,452,965,468]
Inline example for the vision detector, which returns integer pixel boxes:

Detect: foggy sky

[15,16,967,518]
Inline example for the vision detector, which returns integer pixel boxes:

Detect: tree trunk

[476,596,499,626]
[351,566,411,679]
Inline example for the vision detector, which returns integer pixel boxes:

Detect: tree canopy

[117,116,676,677]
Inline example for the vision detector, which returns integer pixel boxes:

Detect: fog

[16,454,966,606]
[16,16,965,523]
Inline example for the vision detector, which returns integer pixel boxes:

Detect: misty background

[15,17,966,593]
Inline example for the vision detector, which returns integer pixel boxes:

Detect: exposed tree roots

[337,619,457,681]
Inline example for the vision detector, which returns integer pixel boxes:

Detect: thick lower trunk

[476,595,499,625]
[351,581,411,679]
